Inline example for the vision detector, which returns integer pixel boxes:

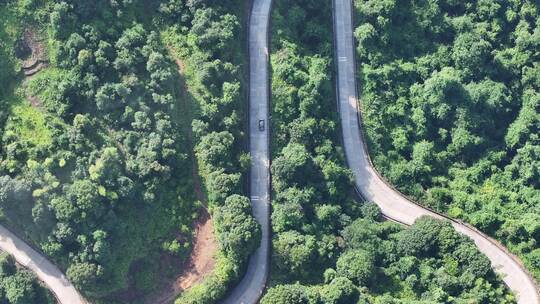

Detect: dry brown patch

[177,209,217,290]
[149,209,217,304]
[20,29,48,76]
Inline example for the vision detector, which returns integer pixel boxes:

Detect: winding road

[1,0,536,304]
[220,0,272,303]
[0,225,85,304]
[333,0,540,303]
[224,0,540,303]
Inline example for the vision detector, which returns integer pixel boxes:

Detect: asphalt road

[0,3,272,304]
[219,0,271,303]
[0,225,85,304]
[333,0,540,303]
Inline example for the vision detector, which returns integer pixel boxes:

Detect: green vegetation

[4,102,56,149]
[174,253,240,304]
[0,3,21,96]
[0,0,256,303]
[1,0,535,302]
[353,0,540,281]
[25,68,75,116]
[264,214,514,304]
[263,0,514,302]
[0,3,23,141]
[161,2,262,303]
[0,0,196,300]
[268,0,354,285]
[0,252,55,304]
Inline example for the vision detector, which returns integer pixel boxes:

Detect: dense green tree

[261,284,309,304]
[336,249,375,286]
[271,143,313,192]
[319,277,358,304]
[271,202,305,233]
[214,195,261,261]
[341,218,384,254]
[205,170,241,205]
[66,262,103,291]
[196,131,235,173]
[360,202,382,221]
[273,230,318,279]
[0,253,54,304]
[454,242,491,278]
[396,216,446,257]
[3,271,38,304]
[0,176,32,218]
[0,254,15,275]
[314,204,342,233]
[191,9,238,58]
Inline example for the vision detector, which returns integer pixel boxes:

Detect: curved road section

[220,0,272,303]
[0,225,85,304]
[333,0,540,303]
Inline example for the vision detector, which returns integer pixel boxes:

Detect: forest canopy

[0,0,256,303]
[0,0,537,302]
[264,0,515,303]
[353,0,540,281]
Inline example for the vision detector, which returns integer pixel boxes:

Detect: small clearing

[5,103,53,148]
[149,209,216,304]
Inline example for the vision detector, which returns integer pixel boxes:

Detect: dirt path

[176,210,217,291]
[173,57,217,292]
[174,57,208,206]
[146,57,218,304]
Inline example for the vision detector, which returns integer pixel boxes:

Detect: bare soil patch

[177,209,217,290]
[19,28,48,108]
[19,29,48,76]
[147,209,217,304]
